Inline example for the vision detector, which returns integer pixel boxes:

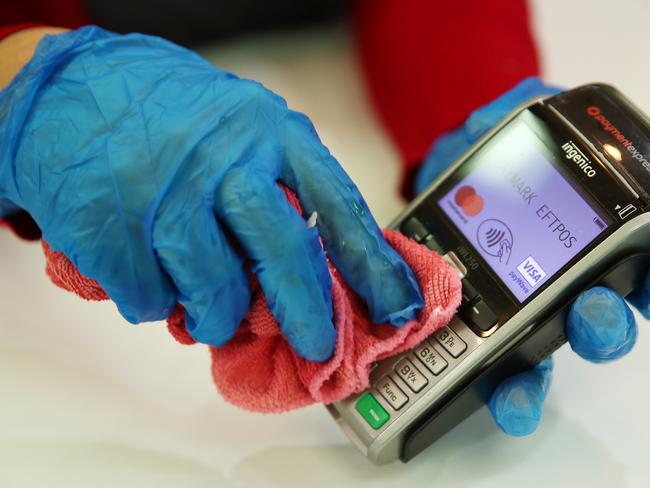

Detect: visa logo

[517,256,547,287]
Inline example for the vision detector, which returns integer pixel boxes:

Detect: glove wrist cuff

[0,197,20,218]
[0,26,116,205]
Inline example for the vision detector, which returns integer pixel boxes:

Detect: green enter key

[355,392,390,429]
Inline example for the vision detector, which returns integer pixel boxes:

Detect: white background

[1,1,649,486]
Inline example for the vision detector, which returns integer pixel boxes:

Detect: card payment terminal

[327,84,650,464]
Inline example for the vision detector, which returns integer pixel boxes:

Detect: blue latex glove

[0,27,423,361]
[418,77,639,435]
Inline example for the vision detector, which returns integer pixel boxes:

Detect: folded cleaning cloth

[41,189,461,413]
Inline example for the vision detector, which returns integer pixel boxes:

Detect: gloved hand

[417,77,639,436]
[0,26,423,362]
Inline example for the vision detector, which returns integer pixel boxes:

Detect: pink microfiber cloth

[41,189,461,413]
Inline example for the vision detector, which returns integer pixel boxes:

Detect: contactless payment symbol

[477,219,513,264]
[454,185,484,217]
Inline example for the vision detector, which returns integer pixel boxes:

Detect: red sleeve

[2,1,90,33]
[352,0,540,198]
[0,23,45,41]
[0,212,42,240]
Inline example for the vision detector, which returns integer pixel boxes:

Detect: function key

[395,358,428,393]
[459,298,498,335]
[400,216,445,254]
[401,217,429,242]
[414,342,448,375]
[423,235,444,254]
[461,279,479,306]
[434,326,467,358]
[376,376,408,410]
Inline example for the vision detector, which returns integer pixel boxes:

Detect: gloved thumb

[464,77,561,143]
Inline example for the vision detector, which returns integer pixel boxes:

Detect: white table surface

[2,1,649,486]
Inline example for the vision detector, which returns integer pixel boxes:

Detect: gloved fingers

[489,287,636,437]
[153,200,250,347]
[215,161,336,362]
[464,77,562,143]
[488,357,553,436]
[44,216,177,324]
[415,127,468,195]
[279,112,423,326]
[567,286,637,363]
[417,78,561,194]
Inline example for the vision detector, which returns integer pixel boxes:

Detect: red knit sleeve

[352,0,540,198]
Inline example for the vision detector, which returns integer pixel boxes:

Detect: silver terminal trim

[443,251,467,278]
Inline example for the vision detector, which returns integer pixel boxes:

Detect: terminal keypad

[395,359,428,393]
[434,326,467,358]
[414,342,448,375]
[359,317,477,429]
[354,220,489,429]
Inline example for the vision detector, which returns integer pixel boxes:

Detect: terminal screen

[438,115,609,302]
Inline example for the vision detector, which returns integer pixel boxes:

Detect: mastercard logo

[454,185,484,216]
